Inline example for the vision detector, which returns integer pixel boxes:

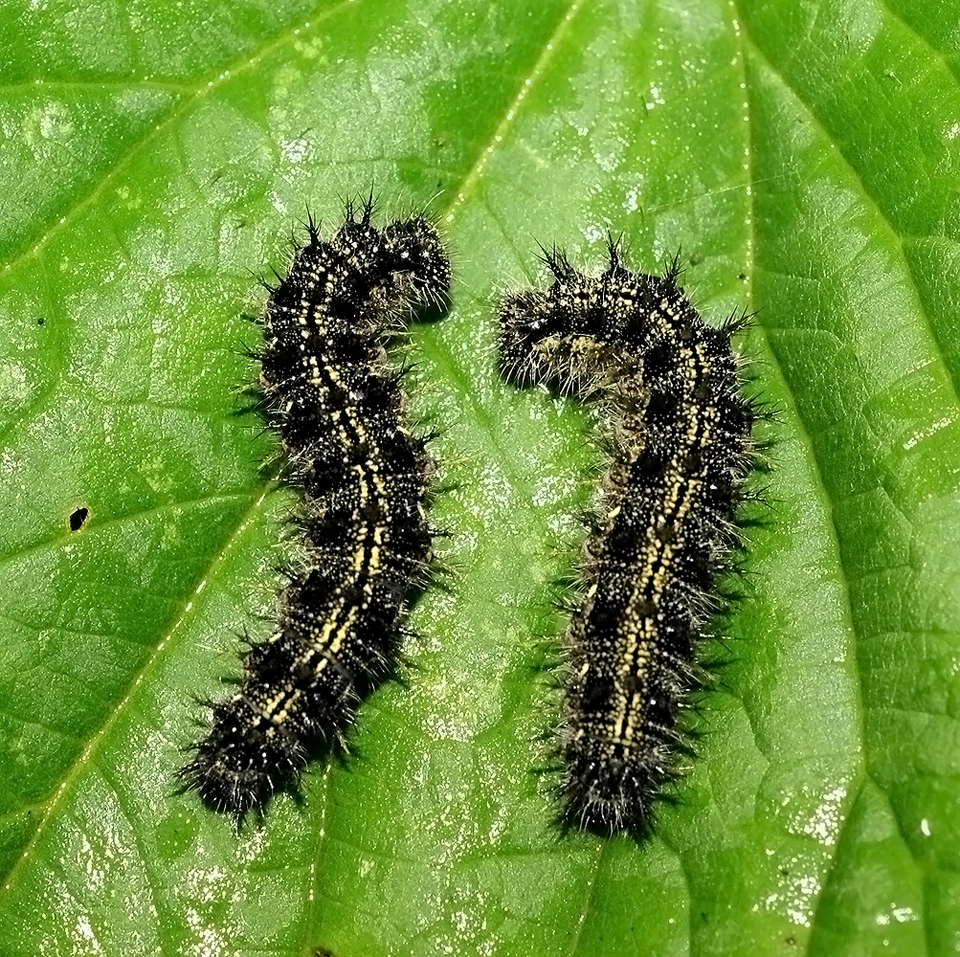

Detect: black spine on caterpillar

[497,240,757,839]
[180,198,450,819]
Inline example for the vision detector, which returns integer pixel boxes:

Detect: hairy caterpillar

[499,241,759,838]
[181,198,449,819]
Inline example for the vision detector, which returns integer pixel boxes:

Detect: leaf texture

[0,0,957,954]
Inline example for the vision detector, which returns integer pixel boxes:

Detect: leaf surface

[0,0,958,954]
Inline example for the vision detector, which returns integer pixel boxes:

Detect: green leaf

[1,0,958,954]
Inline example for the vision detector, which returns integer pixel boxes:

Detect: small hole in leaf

[69,507,89,531]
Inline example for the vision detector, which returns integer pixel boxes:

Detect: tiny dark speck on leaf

[37,317,45,325]
[69,507,89,531]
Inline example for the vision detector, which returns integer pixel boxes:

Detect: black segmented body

[498,242,756,838]
[181,199,449,818]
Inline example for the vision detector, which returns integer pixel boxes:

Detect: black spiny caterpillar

[498,241,760,839]
[181,198,450,819]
